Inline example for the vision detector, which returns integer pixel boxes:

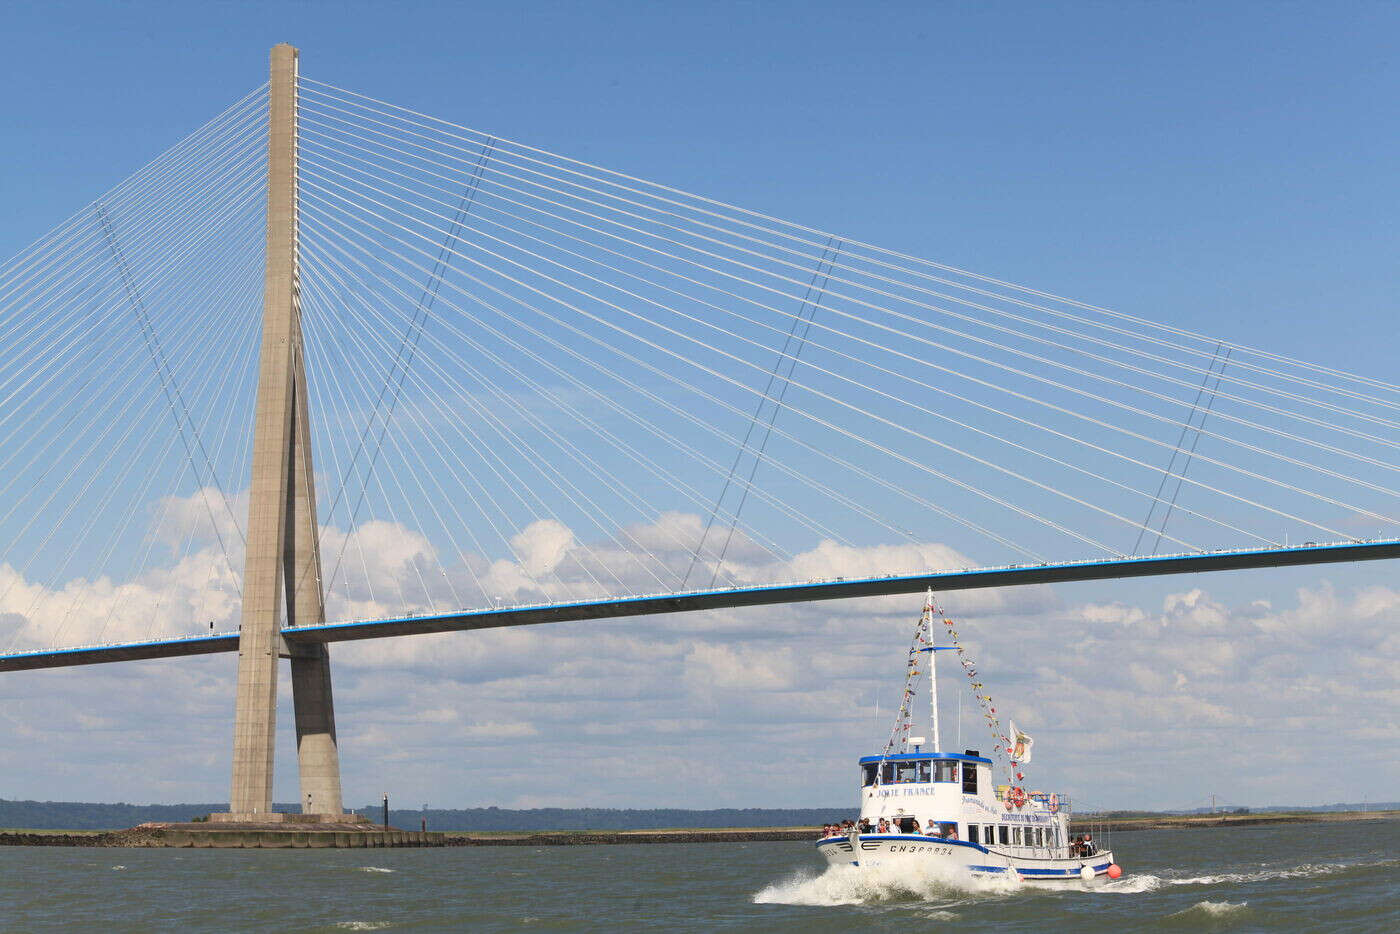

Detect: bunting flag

[876,593,1033,794]
[882,596,936,756]
[923,591,1028,791]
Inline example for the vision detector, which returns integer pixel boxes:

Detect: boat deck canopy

[859,752,992,765]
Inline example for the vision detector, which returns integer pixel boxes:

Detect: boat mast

[926,587,941,753]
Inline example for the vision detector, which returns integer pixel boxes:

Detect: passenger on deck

[877,818,889,833]
[941,822,958,840]
[1082,833,1095,856]
[858,818,871,833]
[909,818,921,835]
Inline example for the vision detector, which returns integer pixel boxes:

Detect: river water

[0,819,1394,931]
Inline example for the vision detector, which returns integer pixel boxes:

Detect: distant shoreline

[2,809,1394,847]
[1072,809,1400,833]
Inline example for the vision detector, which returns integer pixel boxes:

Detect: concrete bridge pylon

[217,43,345,821]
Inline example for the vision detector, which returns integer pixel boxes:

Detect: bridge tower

[219,43,345,820]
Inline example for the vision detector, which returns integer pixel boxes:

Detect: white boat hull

[817,833,1115,884]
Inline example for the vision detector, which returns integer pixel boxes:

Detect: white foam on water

[356,866,395,873]
[1092,858,1385,895]
[110,865,126,871]
[334,924,392,931]
[753,861,1018,907]
[1173,900,1249,917]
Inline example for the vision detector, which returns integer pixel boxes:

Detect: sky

[0,0,1397,812]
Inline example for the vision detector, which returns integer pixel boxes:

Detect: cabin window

[985,825,995,846]
[881,762,895,784]
[967,825,979,845]
[962,763,978,795]
[916,760,932,783]
[894,760,921,783]
[1013,827,1023,846]
[934,761,959,782]
[998,825,1009,845]
[862,763,878,787]
[1033,828,1042,847]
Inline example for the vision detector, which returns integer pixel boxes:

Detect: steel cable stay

[0,259,252,652]
[299,233,820,571]
[303,268,627,607]
[302,237,770,592]
[96,201,248,557]
[0,141,267,417]
[0,163,268,462]
[291,127,1400,470]
[0,84,267,292]
[56,264,261,648]
[303,261,689,596]
[298,206,1052,563]
[290,154,1395,534]
[293,99,1400,433]
[4,69,1398,661]
[296,78,1400,406]
[299,224,994,563]
[301,285,486,610]
[287,158,1400,523]
[0,180,264,650]
[0,103,266,332]
[295,81,1400,413]
[299,229,896,574]
[289,141,1400,512]
[303,242,707,601]
[299,260,576,607]
[296,185,1166,556]
[294,183,1385,548]
[0,172,268,512]
[304,255,594,608]
[133,290,262,644]
[685,237,839,590]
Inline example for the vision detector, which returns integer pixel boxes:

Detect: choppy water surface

[0,820,1394,931]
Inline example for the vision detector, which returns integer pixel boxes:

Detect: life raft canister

[1008,786,1028,809]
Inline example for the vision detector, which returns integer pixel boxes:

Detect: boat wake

[753,861,1020,907]
[1090,857,1397,894]
[757,855,1399,908]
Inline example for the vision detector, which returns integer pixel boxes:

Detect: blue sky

[1,1,1397,811]
[6,0,1397,375]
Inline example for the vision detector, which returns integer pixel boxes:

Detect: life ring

[1008,786,1027,809]
[1049,793,1060,813]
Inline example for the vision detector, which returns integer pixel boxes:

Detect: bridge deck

[2,540,1396,672]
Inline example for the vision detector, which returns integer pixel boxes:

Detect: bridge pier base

[290,643,344,815]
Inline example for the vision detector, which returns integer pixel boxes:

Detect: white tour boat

[817,590,1122,885]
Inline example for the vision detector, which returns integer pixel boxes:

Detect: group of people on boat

[818,817,960,840]
[1069,833,1096,857]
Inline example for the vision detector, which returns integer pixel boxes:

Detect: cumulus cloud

[0,499,1395,813]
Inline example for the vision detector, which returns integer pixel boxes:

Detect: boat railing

[994,786,1071,811]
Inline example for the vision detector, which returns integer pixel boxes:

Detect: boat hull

[817,833,1115,884]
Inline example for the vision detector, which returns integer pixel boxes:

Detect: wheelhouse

[859,751,990,792]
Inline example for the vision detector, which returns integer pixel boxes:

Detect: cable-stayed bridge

[1,45,1395,819]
